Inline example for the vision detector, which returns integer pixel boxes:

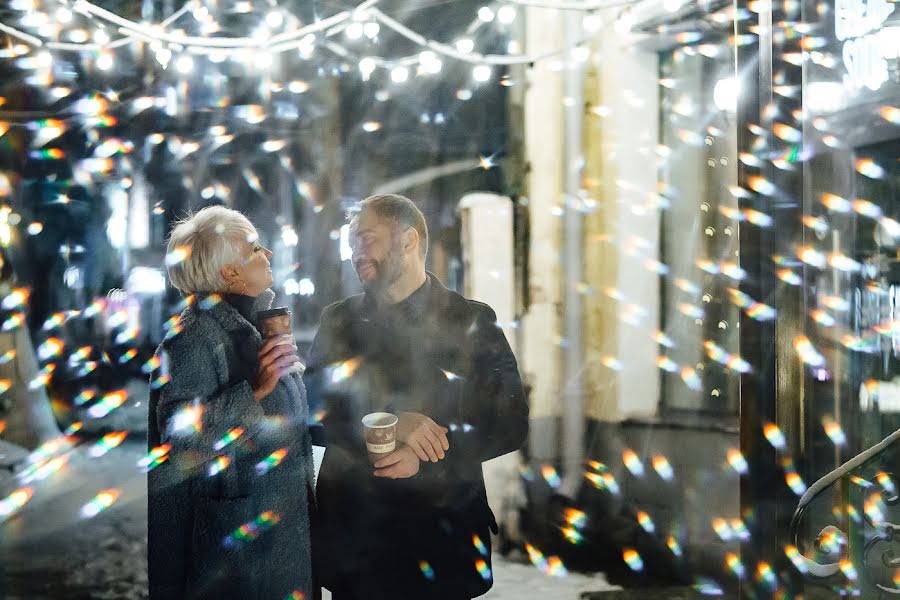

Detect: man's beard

[357,245,404,292]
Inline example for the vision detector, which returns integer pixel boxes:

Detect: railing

[790,428,900,594]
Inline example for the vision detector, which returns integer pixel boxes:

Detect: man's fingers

[374,465,399,478]
[419,437,439,461]
[373,452,404,468]
[407,441,430,463]
[422,429,444,461]
[430,424,450,451]
[416,430,439,461]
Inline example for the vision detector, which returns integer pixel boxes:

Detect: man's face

[349,209,406,292]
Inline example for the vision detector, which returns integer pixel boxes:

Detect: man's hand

[396,411,449,462]
[373,445,420,479]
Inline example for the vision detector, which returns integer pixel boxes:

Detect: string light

[0,0,622,70]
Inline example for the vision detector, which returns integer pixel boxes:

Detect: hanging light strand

[0,0,630,66]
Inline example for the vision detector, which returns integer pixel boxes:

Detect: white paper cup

[362,412,398,458]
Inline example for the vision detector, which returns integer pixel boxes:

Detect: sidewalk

[2,437,619,599]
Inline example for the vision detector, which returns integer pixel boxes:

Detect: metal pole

[561,11,585,498]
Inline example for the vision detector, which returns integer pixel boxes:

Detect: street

[1,438,618,599]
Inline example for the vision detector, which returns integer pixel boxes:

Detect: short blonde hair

[165,206,257,293]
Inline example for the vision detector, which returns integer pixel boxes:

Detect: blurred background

[0,0,899,598]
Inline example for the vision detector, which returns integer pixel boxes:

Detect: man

[304,194,529,600]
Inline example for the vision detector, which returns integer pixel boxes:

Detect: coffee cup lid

[257,306,291,320]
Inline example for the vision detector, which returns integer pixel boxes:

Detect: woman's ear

[220,263,239,286]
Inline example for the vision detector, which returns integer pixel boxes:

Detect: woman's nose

[264,247,273,258]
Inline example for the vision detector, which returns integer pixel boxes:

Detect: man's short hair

[351,193,429,258]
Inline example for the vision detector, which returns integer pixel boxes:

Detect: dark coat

[304,273,529,599]
[147,289,315,600]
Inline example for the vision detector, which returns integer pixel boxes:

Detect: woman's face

[227,233,273,296]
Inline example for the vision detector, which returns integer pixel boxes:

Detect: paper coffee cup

[362,412,398,457]
[257,307,303,374]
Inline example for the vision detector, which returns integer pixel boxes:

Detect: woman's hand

[373,445,420,479]
[253,334,299,401]
[397,411,449,462]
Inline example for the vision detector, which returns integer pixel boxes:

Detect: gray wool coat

[147,289,315,600]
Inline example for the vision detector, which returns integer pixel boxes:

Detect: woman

[147,206,315,599]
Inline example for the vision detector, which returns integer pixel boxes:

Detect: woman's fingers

[263,354,296,378]
[259,342,297,369]
[259,334,292,355]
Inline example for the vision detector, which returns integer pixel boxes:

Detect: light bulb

[478,6,495,22]
[497,5,516,24]
[175,55,194,74]
[455,38,475,54]
[473,64,492,82]
[391,66,409,83]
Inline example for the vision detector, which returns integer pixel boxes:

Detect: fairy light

[727,449,749,474]
[712,518,733,541]
[623,549,644,572]
[822,418,847,446]
[584,470,620,494]
[730,519,750,540]
[784,545,809,574]
[561,526,583,544]
[785,470,807,496]
[138,444,171,471]
[87,389,127,418]
[213,427,244,452]
[756,561,777,589]
[562,508,587,529]
[473,534,488,556]
[541,465,561,488]
[667,536,683,557]
[256,449,288,476]
[36,337,64,360]
[419,561,435,580]
[880,106,900,124]
[726,553,746,579]
[89,431,127,457]
[793,336,825,367]
[680,367,702,391]
[877,472,897,496]
[0,487,34,522]
[840,559,857,581]
[28,363,56,390]
[865,496,886,524]
[652,456,675,481]
[622,450,644,477]
[208,455,230,477]
[636,511,655,533]
[223,511,282,548]
[657,356,679,372]
[80,489,119,518]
